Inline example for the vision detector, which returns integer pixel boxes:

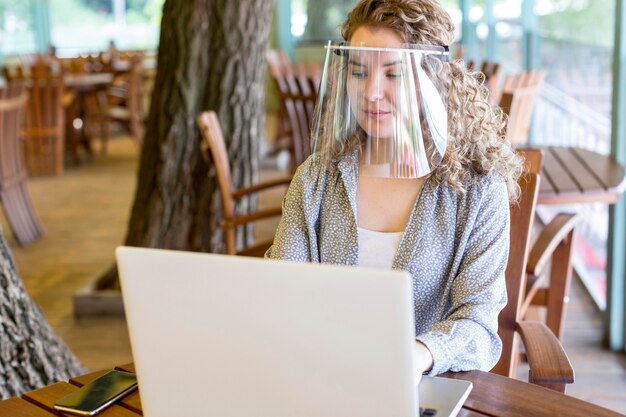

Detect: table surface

[538,146,626,205]
[64,73,113,90]
[1,363,623,417]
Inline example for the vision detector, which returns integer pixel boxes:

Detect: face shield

[310,42,449,179]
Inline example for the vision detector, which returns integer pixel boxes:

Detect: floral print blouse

[265,153,509,375]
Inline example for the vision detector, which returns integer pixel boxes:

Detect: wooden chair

[522,212,580,341]
[492,149,575,393]
[267,49,319,172]
[107,55,144,146]
[197,111,292,256]
[61,55,113,156]
[0,82,45,245]
[16,57,66,176]
[467,60,501,103]
[499,70,546,146]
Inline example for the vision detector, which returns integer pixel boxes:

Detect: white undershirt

[357,226,403,269]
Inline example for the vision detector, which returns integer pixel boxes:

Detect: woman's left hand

[413,341,434,384]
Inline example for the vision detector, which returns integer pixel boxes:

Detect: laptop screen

[117,246,470,417]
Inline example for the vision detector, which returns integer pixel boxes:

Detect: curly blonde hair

[338,0,522,200]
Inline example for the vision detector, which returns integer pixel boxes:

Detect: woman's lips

[363,110,391,119]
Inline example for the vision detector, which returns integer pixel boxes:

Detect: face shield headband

[310,42,450,179]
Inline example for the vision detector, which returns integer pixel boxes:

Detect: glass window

[291,0,356,44]
[533,0,616,310]
[467,0,523,73]
[537,0,614,119]
[493,0,523,72]
[0,1,37,56]
[292,0,461,45]
[50,0,163,56]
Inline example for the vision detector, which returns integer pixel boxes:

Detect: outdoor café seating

[467,59,501,103]
[267,49,319,172]
[198,111,291,256]
[494,148,575,392]
[106,55,145,146]
[1,1,626,415]
[0,82,44,245]
[4,56,67,176]
[499,70,547,146]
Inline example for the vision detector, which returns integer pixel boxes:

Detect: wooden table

[64,73,113,162]
[64,73,113,92]
[538,146,626,205]
[1,364,623,417]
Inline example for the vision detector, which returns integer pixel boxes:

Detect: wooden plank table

[538,146,626,205]
[64,73,113,162]
[1,363,623,416]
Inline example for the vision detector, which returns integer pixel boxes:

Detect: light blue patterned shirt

[266,153,509,375]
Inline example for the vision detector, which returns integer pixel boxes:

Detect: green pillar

[521,0,538,70]
[460,0,475,61]
[485,0,496,61]
[606,0,626,352]
[273,0,293,62]
[30,0,52,53]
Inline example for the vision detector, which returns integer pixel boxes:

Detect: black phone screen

[54,370,138,416]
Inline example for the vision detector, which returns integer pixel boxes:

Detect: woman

[266,0,522,379]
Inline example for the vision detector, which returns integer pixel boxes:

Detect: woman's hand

[413,341,434,384]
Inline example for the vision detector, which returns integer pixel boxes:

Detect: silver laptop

[116,246,472,417]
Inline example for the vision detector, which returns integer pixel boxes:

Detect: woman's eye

[387,73,402,79]
[351,72,366,79]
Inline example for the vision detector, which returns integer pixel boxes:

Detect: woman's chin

[360,129,394,140]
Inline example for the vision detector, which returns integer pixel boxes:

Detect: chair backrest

[267,49,294,91]
[499,70,546,146]
[267,49,319,172]
[0,83,29,184]
[481,61,501,104]
[197,111,235,222]
[60,56,88,74]
[60,55,114,75]
[492,148,543,378]
[8,56,66,176]
[281,75,317,170]
[0,82,45,245]
[197,111,289,256]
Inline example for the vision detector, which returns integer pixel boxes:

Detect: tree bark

[124,0,274,253]
[0,228,84,399]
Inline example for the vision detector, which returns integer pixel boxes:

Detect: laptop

[116,246,472,417]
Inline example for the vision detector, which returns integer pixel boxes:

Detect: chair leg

[96,90,110,155]
[546,231,575,341]
[225,227,237,255]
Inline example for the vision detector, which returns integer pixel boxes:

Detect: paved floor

[1,136,625,414]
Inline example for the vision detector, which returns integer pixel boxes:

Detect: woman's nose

[364,76,384,102]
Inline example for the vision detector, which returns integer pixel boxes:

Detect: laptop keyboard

[419,408,438,417]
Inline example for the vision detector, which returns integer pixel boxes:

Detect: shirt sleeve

[416,176,509,375]
[264,159,320,262]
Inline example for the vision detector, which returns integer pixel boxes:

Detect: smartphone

[53,370,138,416]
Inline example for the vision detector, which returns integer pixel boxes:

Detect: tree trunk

[124,0,274,253]
[0,228,84,399]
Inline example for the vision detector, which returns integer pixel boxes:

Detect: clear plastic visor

[311,42,449,179]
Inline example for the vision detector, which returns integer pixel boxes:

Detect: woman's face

[347,26,405,140]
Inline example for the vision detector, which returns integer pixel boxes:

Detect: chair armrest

[517,320,574,393]
[232,176,292,199]
[527,213,580,277]
[225,207,283,228]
